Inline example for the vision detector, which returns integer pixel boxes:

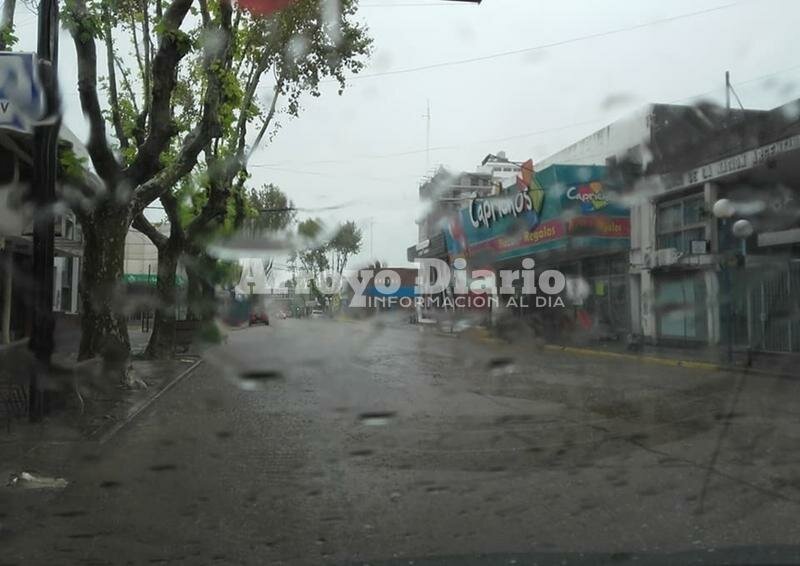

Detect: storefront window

[657,273,708,340]
[657,194,706,253]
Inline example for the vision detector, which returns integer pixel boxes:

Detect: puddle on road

[358,411,397,426]
[237,370,285,391]
[7,471,69,490]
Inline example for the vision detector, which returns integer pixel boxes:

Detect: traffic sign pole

[28,0,60,421]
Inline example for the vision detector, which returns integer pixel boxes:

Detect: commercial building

[409,154,525,311]
[124,224,164,285]
[0,126,86,343]
[407,100,800,355]
[441,161,630,338]
[537,99,800,353]
[640,101,800,353]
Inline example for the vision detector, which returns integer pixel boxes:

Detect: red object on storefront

[577,309,592,330]
[238,0,295,16]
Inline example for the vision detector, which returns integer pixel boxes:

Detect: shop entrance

[655,271,708,343]
[580,254,630,338]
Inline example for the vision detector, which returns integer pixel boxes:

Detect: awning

[407,232,447,262]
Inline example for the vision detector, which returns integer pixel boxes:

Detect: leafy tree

[245,183,296,235]
[62,0,371,365]
[60,0,235,382]
[293,217,329,278]
[328,220,362,276]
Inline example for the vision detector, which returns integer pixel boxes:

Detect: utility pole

[423,100,431,172]
[368,217,374,258]
[725,70,731,112]
[28,0,60,421]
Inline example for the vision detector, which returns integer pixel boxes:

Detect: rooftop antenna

[725,71,745,113]
[725,70,731,112]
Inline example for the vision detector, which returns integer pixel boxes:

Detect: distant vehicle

[278,311,288,320]
[249,309,270,326]
[310,309,325,319]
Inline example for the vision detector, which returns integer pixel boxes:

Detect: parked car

[310,309,325,319]
[249,309,270,326]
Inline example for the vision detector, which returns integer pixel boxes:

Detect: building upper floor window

[657,194,706,253]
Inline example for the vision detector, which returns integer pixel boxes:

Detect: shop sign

[469,189,533,229]
[667,134,800,191]
[0,52,44,133]
[445,164,629,263]
[567,216,629,237]
[565,182,610,212]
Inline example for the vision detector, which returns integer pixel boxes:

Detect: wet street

[3,318,800,565]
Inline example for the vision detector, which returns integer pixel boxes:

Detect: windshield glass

[1,0,800,564]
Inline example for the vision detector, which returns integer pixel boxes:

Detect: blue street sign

[0,52,45,133]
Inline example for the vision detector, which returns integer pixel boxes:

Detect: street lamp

[732,218,753,361]
[713,199,755,365]
[732,218,754,241]
[713,198,736,364]
[712,198,736,220]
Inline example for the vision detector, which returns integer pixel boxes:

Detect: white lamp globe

[712,198,735,219]
[732,219,754,239]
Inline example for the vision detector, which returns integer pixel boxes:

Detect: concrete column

[704,182,719,250]
[52,256,63,312]
[629,273,642,334]
[70,257,80,313]
[640,269,657,342]
[705,269,720,344]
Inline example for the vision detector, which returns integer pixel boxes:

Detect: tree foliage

[245,183,296,233]
[0,0,17,50]
[57,0,371,363]
[328,220,362,275]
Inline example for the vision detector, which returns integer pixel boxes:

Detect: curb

[542,344,795,379]
[543,344,718,370]
[96,358,203,445]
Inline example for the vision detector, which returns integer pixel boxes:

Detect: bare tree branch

[233,48,274,155]
[126,0,195,184]
[198,0,210,25]
[133,213,168,249]
[131,0,233,213]
[114,53,140,116]
[102,4,128,150]
[129,15,145,91]
[160,190,184,241]
[141,0,153,116]
[66,0,121,185]
[246,77,283,162]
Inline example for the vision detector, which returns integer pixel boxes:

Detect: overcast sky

[12,0,800,274]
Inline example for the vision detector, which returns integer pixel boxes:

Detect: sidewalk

[428,318,799,380]
[0,357,201,482]
[541,340,800,379]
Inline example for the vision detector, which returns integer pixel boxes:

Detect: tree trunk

[78,211,132,384]
[186,265,203,321]
[186,254,216,322]
[144,241,180,359]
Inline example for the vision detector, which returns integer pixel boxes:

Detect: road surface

[3,317,800,565]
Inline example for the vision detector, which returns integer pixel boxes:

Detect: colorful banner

[444,164,629,265]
